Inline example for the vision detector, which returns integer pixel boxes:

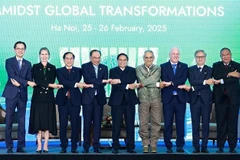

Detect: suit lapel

[13,57,20,74]
[167,61,175,79]
[88,62,96,78]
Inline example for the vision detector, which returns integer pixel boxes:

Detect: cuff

[220,79,224,84]
[156,82,160,87]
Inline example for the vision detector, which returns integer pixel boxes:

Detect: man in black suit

[56,52,86,153]
[188,50,214,153]
[2,41,36,153]
[108,53,139,154]
[212,48,240,153]
[160,47,189,153]
[81,49,109,153]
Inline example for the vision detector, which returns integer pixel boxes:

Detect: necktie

[17,60,21,71]
[93,65,98,95]
[67,68,71,98]
[172,64,177,75]
[198,67,202,73]
[94,66,98,78]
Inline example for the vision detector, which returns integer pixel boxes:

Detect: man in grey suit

[136,50,163,153]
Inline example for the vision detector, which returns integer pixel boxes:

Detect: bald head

[169,47,180,63]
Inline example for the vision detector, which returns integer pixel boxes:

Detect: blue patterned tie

[17,60,22,71]
[172,64,176,75]
[172,64,177,95]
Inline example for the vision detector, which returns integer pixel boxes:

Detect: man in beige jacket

[136,50,163,153]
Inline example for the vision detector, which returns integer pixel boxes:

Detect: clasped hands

[103,79,139,89]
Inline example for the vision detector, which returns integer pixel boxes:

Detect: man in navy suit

[160,47,189,153]
[81,49,109,153]
[2,41,36,153]
[212,48,240,153]
[188,50,214,153]
[56,52,86,153]
[108,53,139,154]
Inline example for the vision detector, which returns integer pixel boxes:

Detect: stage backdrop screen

[0,0,240,100]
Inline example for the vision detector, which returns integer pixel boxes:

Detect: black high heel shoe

[36,150,42,153]
[43,150,49,153]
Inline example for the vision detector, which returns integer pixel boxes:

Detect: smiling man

[136,50,163,153]
[108,53,139,154]
[2,41,36,153]
[212,48,240,153]
[160,47,189,153]
[188,50,214,153]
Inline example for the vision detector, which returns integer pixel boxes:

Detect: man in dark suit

[212,48,240,153]
[56,52,86,153]
[108,53,139,154]
[188,50,214,153]
[160,47,189,153]
[81,49,109,153]
[2,41,36,153]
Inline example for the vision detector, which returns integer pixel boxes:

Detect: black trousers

[190,96,212,148]
[111,104,135,150]
[215,96,239,149]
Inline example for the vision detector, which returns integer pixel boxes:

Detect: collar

[197,65,204,68]
[16,57,22,61]
[66,66,72,70]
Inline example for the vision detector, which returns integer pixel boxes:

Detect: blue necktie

[172,64,177,95]
[17,60,22,71]
[172,64,177,75]
[94,65,98,95]
[94,65,98,78]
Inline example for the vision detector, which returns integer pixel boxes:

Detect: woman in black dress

[29,47,62,153]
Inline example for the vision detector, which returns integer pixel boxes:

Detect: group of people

[2,41,240,154]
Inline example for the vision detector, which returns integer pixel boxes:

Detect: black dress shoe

[216,148,224,153]
[127,149,137,153]
[16,148,26,153]
[71,149,78,153]
[82,148,89,153]
[201,148,209,153]
[176,147,184,153]
[112,148,119,154]
[43,150,48,153]
[166,147,173,153]
[94,148,102,153]
[36,150,42,153]
[229,148,237,153]
[7,148,13,153]
[193,147,200,153]
[60,148,67,153]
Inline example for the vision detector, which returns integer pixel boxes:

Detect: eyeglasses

[196,56,205,59]
[144,56,153,59]
[15,48,25,51]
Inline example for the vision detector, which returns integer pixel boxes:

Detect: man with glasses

[212,48,240,153]
[136,50,163,153]
[2,41,36,153]
[188,50,214,153]
[81,49,109,153]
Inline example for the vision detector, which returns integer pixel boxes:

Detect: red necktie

[67,69,71,98]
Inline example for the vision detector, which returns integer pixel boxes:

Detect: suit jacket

[31,62,56,103]
[212,60,240,105]
[81,62,108,106]
[188,65,212,105]
[160,61,189,104]
[108,66,139,106]
[55,66,82,106]
[2,56,32,102]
